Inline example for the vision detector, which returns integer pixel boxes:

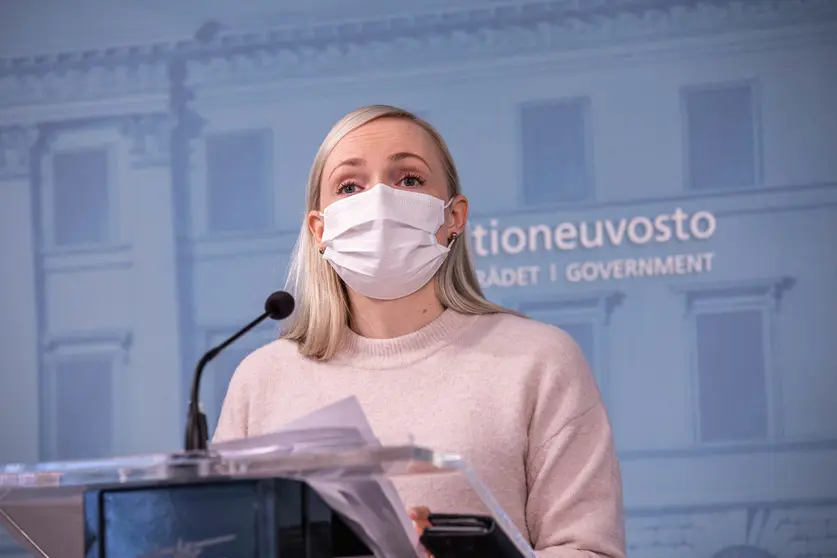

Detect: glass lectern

[1,443,535,557]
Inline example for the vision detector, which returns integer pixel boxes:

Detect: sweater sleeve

[525,333,626,558]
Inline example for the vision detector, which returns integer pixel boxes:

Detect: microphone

[184,290,295,452]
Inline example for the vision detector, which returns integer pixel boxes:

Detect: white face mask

[319,184,454,300]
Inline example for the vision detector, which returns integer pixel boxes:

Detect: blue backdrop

[1,1,836,556]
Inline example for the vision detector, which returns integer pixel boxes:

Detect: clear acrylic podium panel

[0,443,535,557]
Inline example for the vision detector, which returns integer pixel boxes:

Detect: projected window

[42,331,130,461]
[695,309,769,442]
[52,356,114,460]
[51,148,112,247]
[520,98,593,205]
[675,278,792,445]
[205,129,273,234]
[683,83,759,191]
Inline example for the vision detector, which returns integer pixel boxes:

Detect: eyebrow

[328,151,432,179]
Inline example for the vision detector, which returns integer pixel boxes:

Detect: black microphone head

[264,291,295,320]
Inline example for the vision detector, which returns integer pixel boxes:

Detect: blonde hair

[282,105,518,360]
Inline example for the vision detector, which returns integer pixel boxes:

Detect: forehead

[324,117,439,169]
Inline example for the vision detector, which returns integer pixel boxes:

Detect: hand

[409,506,433,558]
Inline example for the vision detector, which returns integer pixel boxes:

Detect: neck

[348,282,445,339]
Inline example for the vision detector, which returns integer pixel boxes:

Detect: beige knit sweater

[214,309,626,557]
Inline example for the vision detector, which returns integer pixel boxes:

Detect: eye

[399,173,425,188]
[337,181,361,195]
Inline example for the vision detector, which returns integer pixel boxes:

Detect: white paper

[211,396,422,557]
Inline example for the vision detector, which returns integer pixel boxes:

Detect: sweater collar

[332,309,478,369]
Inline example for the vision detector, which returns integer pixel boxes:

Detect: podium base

[83,477,371,558]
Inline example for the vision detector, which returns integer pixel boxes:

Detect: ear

[307,210,325,250]
[446,194,468,239]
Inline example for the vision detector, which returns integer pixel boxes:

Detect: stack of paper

[212,396,422,557]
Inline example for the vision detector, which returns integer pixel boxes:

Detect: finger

[413,518,432,533]
[408,506,431,521]
[408,506,433,542]
[412,516,432,535]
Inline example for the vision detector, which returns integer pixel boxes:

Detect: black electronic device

[419,513,527,558]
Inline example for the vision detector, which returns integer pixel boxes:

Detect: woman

[214,105,625,557]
